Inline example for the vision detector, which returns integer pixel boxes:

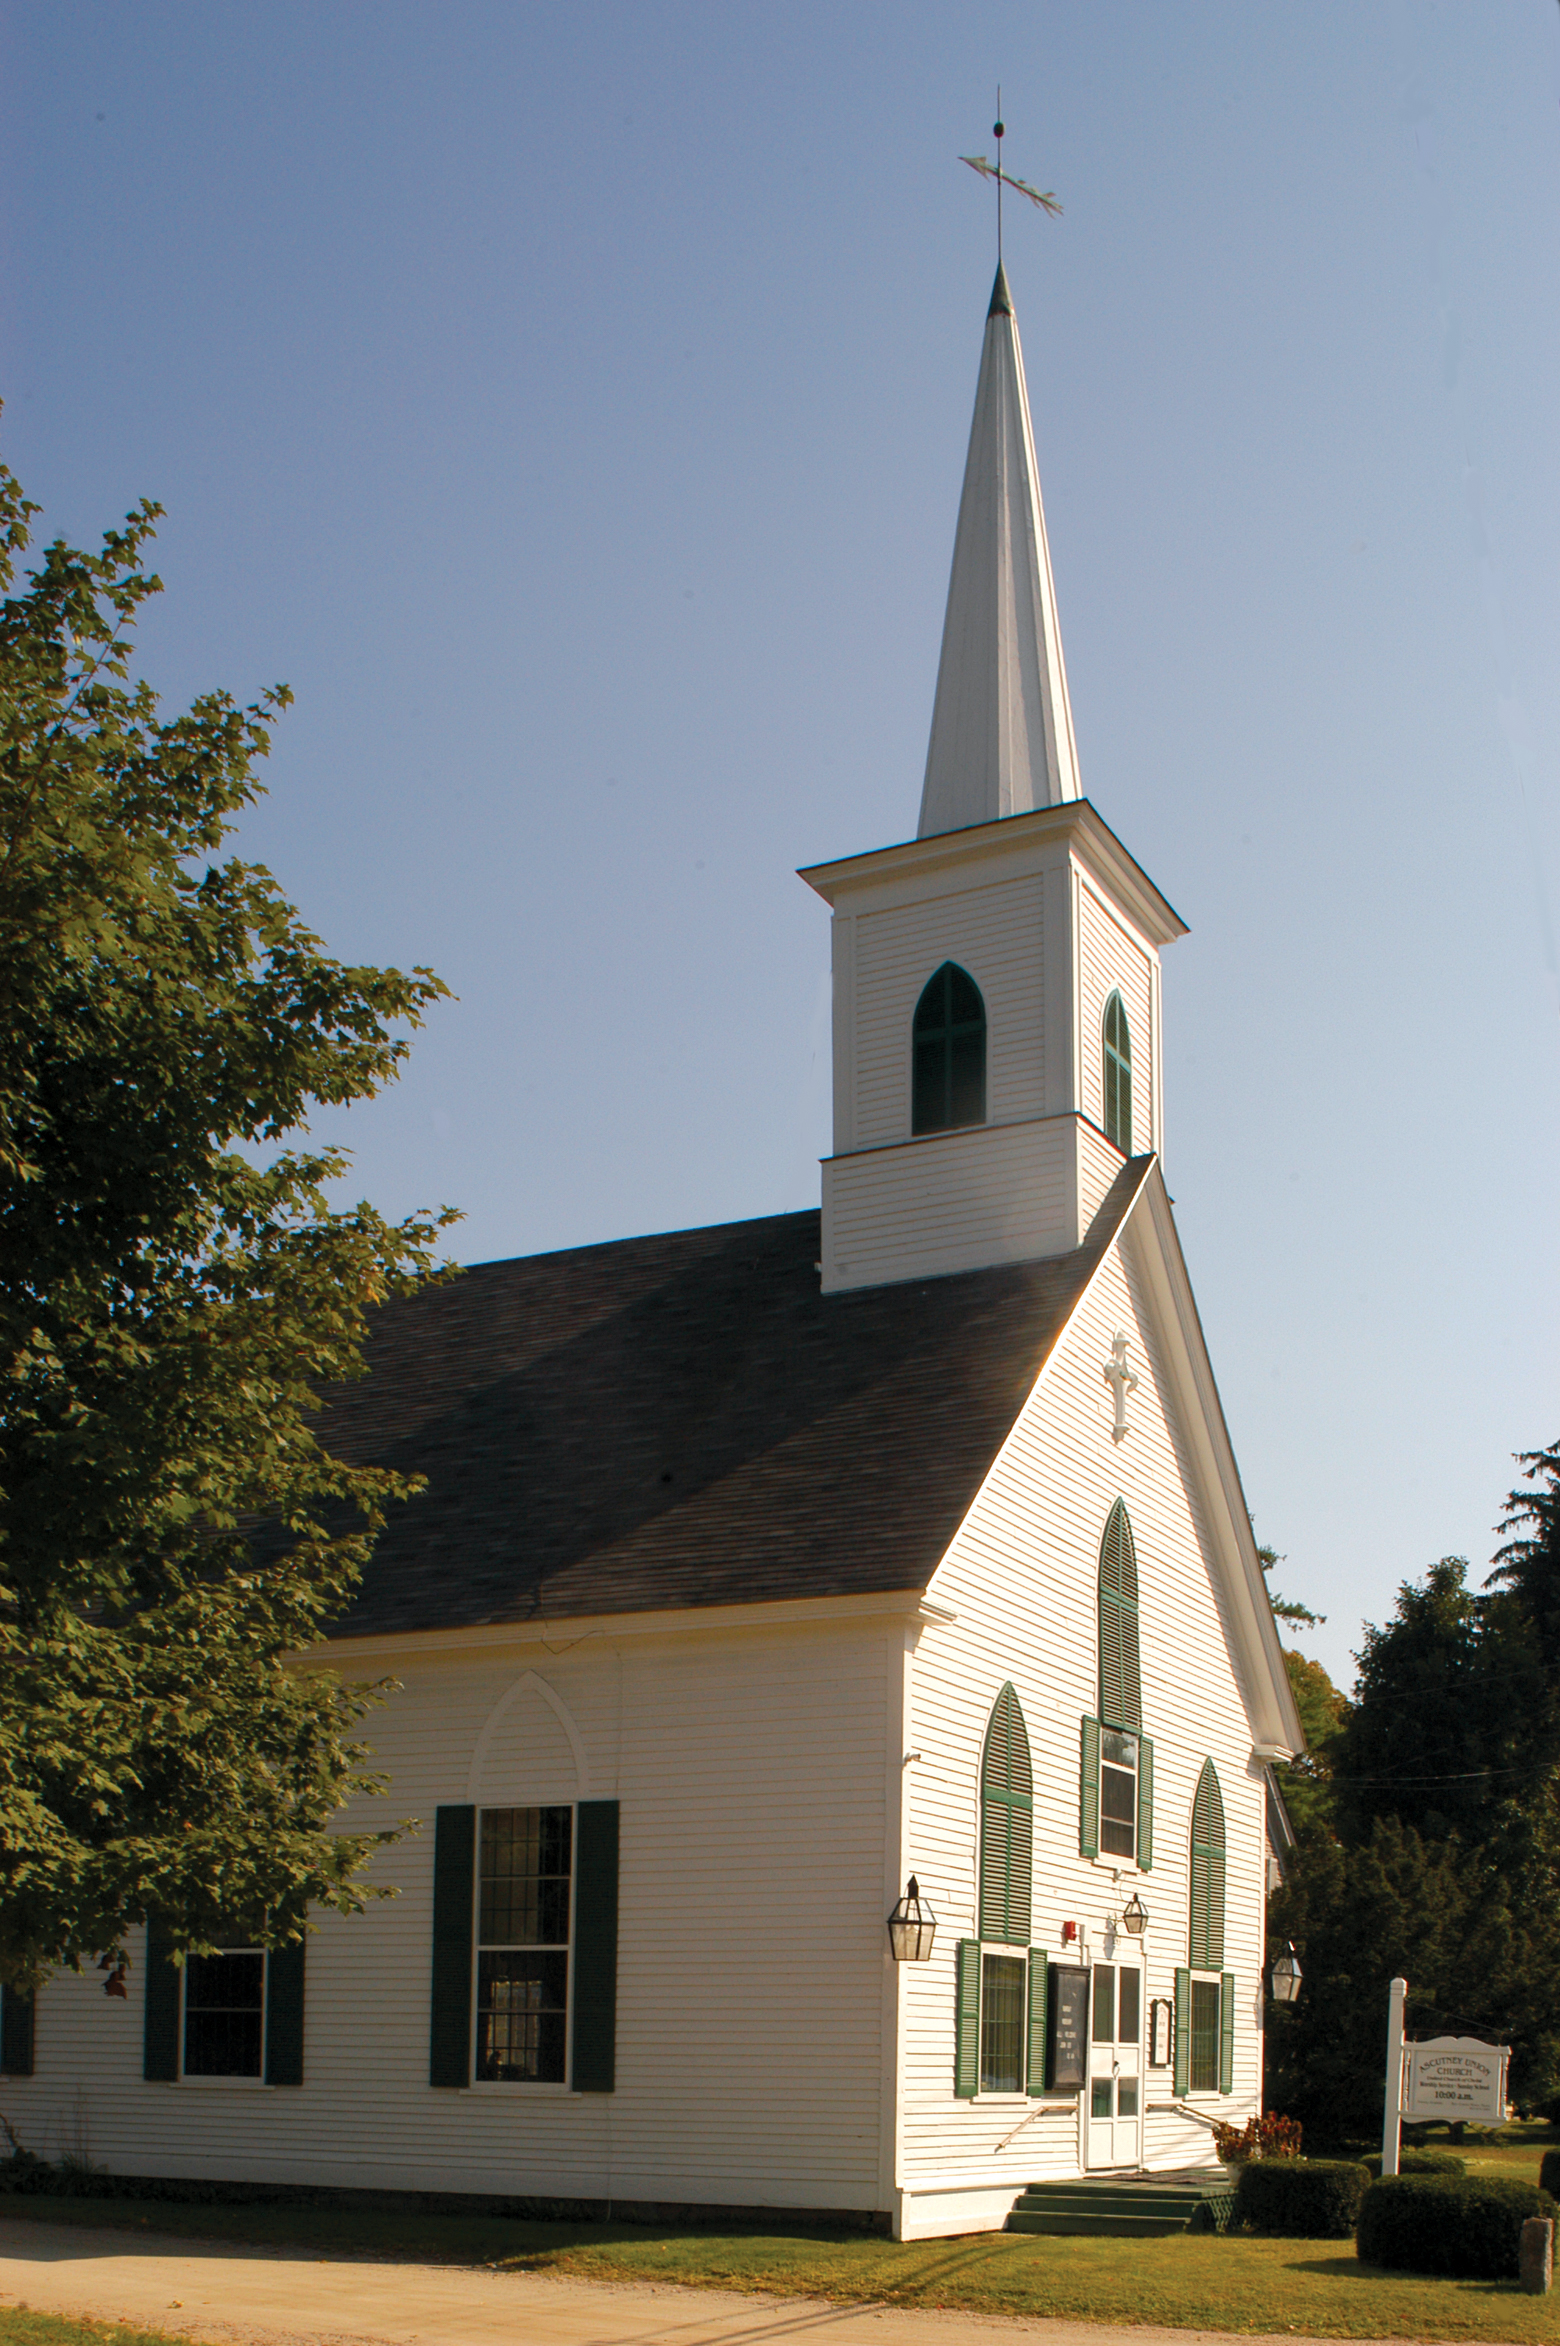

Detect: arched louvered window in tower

[1097,1499,1142,1732]
[912,962,987,1135]
[979,1683,1033,1944]
[1189,1761,1227,1972]
[1103,990,1132,1152]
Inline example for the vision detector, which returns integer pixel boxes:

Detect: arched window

[979,1683,1033,1944]
[1097,1499,1142,1732]
[955,1685,1040,2100]
[1102,990,1132,1152]
[1189,1761,1226,1972]
[912,963,986,1135]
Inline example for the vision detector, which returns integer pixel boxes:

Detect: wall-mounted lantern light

[1269,1942,1302,2004]
[887,1876,937,1962]
[1120,1892,1149,1937]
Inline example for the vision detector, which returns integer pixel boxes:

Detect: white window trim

[178,1945,268,2086]
[1184,1968,1226,2097]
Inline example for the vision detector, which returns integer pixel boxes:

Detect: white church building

[2,264,1301,2242]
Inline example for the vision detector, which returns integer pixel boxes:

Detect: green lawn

[2,2134,1557,2346]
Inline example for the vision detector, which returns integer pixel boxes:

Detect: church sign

[1401,2038,1509,2126]
[1046,1964,1089,2093]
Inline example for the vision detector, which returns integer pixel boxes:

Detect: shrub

[1358,2175,1557,2279]
[1359,2149,1466,2178]
[1540,2150,1560,2204]
[1235,2158,1369,2238]
[1213,2113,1302,2164]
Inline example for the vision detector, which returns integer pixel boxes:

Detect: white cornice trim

[302,1585,944,1670]
[1120,1170,1304,1758]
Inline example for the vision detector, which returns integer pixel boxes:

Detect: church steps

[1005,2175,1235,2237]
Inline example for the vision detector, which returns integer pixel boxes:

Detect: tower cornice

[800,799,1187,950]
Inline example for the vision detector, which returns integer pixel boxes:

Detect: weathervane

[960,89,1062,263]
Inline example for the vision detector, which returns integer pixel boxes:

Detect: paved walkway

[0,2216,1409,2346]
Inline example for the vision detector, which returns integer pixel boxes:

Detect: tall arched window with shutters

[1175,1761,1233,2097]
[1102,990,1132,1152]
[955,1686,1047,2101]
[912,963,986,1134]
[1080,1502,1153,1872]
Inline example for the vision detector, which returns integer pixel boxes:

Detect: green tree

[0,455,453,1991]
[1266,1815,1559,2136]
[1276,1648,1345,1838]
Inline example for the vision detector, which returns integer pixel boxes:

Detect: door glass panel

[1117,2076,1139,2117]
[1092,1964,1115,2043]
[1091,2077,1113,2118]
[1118,1966,1141,2042]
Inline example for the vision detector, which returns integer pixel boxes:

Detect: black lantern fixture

[887,1876,937,1962]
[1269,1942,1302,2004]
[1120,1892,1148,1937]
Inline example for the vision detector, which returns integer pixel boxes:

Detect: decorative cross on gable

[1103,1330,1138,1445]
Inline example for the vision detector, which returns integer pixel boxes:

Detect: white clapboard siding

[897,1224,1266,2212]
[8,1623,893,2211]
[850,877,1045,1149]
[1077,881,1156,1153]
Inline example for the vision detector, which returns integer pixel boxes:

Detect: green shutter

[264,1937,306,2087]
[1079,1716,1100,1859]
[1026,1949,1048,2096]
[1137,1733,1154,1872]
[143,1928,180,2082]
[954,1939,980,2098]
[1097,1503,1142,1730]
[571,1799,619,2093]
[429,1804,475,2088]
[979,1687,1033,1944]
[1190,1763,1226,1969]
[0,1986,34,2078]
[1220,1972,1235,2095]
[1173,1967,1191,2095]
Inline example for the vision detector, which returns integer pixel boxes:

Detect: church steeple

[918,263,1082,839]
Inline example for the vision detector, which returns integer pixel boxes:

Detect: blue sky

[5,2,1559,1690]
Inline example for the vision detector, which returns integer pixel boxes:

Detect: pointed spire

[918,267,1082,838]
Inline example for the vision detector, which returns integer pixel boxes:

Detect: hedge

[1357,2175,1557,2279]
[1540,2149,1560,2204]
[1234,2159,1369,2238]
[1359,2149,1466,2179]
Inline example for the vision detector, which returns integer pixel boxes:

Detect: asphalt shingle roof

[322,1159,1148,1640]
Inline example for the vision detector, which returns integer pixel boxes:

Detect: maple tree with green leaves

[0,451,454,1991]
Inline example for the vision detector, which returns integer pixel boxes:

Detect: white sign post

[1402,2038,1510,2128]
[1381,1977,1407,2178]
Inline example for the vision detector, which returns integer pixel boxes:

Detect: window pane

[1091,2078,1113,2118]
[948,1030,985,1127]
[1092,1964,1115,2044]
[1118,1966,1141,2043]
[184,1950,264,2078]
[1101,1760,1136,1857]
[1117,2077,1139,2117]
[480,1806,572,1947]
[1190,1978,1221,2093]
[476,1951,568,2083]
[948,967,984,1026]
[980,1953,1025,2093]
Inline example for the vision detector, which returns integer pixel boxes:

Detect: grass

[1,2130,1557,2345]
[0,2318,193,2346]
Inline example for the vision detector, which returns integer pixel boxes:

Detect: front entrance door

[1086,1958,1142,2168]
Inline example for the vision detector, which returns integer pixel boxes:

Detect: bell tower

[803,268,1185,1295]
